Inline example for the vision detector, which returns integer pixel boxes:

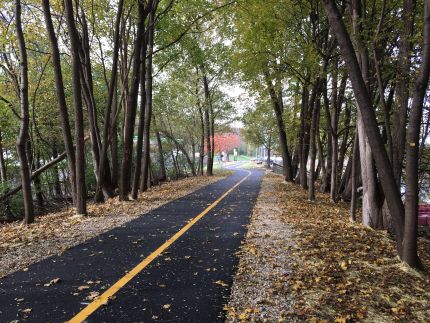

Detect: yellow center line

[68,170,252,323]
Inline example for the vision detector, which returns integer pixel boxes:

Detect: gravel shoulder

[0,173,229,278]
[226,170,294,322]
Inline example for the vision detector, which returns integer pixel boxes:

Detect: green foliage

[242,101,277,150]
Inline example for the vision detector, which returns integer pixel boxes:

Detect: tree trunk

[197,89,205,176]
[0,129,7,182]
[299,79,310,188]
[265,75,293,181]
[15,0,34,224]
[330,65,339,202]
[141,11,156,192]
[52,144,62,197]
[350,130,359,221]
[323,79,332,193]
[202,71,213,176]
[337,104,351,175]
[64,0,87,215]
[34,153,44,207]
[95,0,124,201]
[266,137,272,169]
[119,3,147,200]
[42,0,76,203]
[392,0,417,187]
[308,81,320,201]
[155,129,166,181]
[316,115,327,191]
[79,10,102,187]
[110,122,119,190]
[403,0,430,267]
[131,35,148,199]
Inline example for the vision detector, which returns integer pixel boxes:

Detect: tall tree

[119,2,149,200]
[402,0,430,267]
[14,0,34,224]
[42,0,77,203]
[64,0,87,215]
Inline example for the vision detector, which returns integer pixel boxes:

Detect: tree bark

[119,3,147,200]
[155,128,166,181]
[202,71,213,176]
[265,74,293,181]
[141,11,156,192]
[52,144,62,197]
[337,103,351,176]
[403,0,430,267]
[392,0,417,186]
[15,0,34,223]
[34,153,44,207]
[64,0,87,215]
[0,129,7,182]
[299,79,311,188]
[350,130,359,221]
[308,81,320,201]
[197,81,205,176]
[42,0,76,202]
[131,33,148,199]
[95,0,124,201]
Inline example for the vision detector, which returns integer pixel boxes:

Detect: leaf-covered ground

[227,172,430,322]
[0,172,230,278]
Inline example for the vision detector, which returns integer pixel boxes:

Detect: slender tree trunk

[119,3,147,200]
[202,72,213,176]
[141,12,156,192]
[34,153,44,207]
[79,11,102,185]
[0,129,7,182]
[171,150,179,179]
[392,0,417,186]
[299,80,310,188]
[338,156,353,199]
[52,144,62,197]
[42,0,76,203]
[64,0,87,215]
[403,0,430,267]
[308,82,320,201]
[131,35,148,199]
[110,107,119,189]
[15,0,34,224]
[95,0,124,201]
[266,136,272,168]
[330,89,338,201]
[155,129,166,181]
[316,116,327,191]
[197,94,205,176]
[351,130,359,221]
[323,80,332,193]
[337,104,351,174]
[301,80,318,188]
[265,75,293,181]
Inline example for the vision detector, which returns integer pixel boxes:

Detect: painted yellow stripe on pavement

[68,170,252,323]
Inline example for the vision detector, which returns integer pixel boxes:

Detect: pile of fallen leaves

[280,175,430,322]
[0,172,230,277]
[227,172,430,322]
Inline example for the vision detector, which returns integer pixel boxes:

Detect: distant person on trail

[218,152,223,164]
[233,148,238,161]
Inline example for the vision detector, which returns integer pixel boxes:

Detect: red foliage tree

[212,133,240,153]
